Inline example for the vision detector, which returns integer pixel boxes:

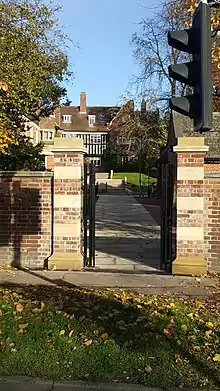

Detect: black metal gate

[83,162,96,267]
[160,160,175,272]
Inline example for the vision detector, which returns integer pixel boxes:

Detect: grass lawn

[113,172,155,189]
[0,285,219,388]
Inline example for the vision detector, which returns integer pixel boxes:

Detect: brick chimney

[80,92,87,114]
[141,99,146,114]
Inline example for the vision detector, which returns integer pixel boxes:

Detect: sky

[57,0,160,107]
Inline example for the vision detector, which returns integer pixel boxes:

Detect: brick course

[204,176,220,272]
[0,172,53,268]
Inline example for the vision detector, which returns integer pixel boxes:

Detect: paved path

[0,377,214,391]
[95,194,161,272]
[0,270,218,297]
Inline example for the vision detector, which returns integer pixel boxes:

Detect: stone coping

[204,172,220,178]
[0,171,53,178]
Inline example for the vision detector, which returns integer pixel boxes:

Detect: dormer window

[62,115,72,123]
[88,115,96,127]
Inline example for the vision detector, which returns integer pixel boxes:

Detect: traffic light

[168,1,212,132]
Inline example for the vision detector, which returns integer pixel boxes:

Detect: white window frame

[91,157,101,167]
[62,115,72,123]
[88,115,96,127]
[90,134,101,144]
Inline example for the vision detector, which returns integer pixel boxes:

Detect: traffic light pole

[167,1,213,132]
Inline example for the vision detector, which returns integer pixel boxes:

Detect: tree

[0,134,44,171]
[0,0,73,135]
[131,0,220,111]
[103,147,122,172]
[109,100,168,168]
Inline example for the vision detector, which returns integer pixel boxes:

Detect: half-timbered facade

[38,92,120,167]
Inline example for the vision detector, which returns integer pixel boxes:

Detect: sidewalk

[0,376,211,391]
[0,269,218,297]
[95,194,161,272]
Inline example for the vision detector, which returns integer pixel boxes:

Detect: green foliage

[0,135,45,171]
[103,147,122,171]
[0,0,73,130]
[114,102,168,166]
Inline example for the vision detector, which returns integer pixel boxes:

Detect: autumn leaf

[137,304,144,309]
[84,339,93,346]
[101,333,109,340]
[145,365,152,373]
[93,330,99,336]
[41,302,45,310]
[0,309,3,316]
[18,323,28,330]
[16,303,23,312]
[181,325,188,331]
[206,322,214,329]
[205,330,212,338]
[213,354,220,362]
[59,330,65,336]
[68,330,74,338]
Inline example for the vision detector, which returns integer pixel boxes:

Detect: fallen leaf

[84,339,93,346]
[18,323,28,329]
[205,330,212,338]
[137,304,144,309]
[213,354,220,362]
[16,329,24,335]
[206,322,214,329]
[93,329,99,336]
[69,330,74,338]
[181,325,188,331]
[41,302,45,310]
[145,365,152,373]
[101,333,109,340]
[59,330,65,336]
[16,304,23,312]
[0,309,3,316]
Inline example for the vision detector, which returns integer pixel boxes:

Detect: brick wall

[0,172,53,268]
[204,173,220,272]
[204,163,220,172]
[0,139,86,270]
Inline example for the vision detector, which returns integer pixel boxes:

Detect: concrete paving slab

[0,377,53,391]
[0,377,214,391]
[95,194,161,272]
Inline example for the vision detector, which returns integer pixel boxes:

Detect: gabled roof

[39,105,120,133]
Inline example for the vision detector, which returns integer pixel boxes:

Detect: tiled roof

[39,105,120,133]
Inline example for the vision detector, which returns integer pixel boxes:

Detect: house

[37,92,120,167]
